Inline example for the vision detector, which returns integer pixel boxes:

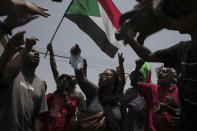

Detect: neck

[21,65,36,77]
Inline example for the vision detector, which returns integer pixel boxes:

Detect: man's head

[57,74,76,92]
[130,70,144,87]
[23,49,40,69]
[157,67,176,88]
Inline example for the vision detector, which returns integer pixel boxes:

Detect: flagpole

[45,13,66,58]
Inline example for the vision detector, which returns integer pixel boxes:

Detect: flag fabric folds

[140,62,151,83]
[65,0,122,58]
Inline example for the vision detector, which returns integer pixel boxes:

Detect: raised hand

[47,43,53,52]
[7,31,25,51]
[83,58,87,77]
[24,36,39,52]
[169,116,181,129]
[155,103,178,116]
[4,1,50,30]
[24,1,50,17]
[118,53,125,64]
[135,59,145,71]
[165,96,179,109]
[70,44,81,55]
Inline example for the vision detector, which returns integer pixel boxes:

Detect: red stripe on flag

[97,0,121,30]
[146,67,151,83]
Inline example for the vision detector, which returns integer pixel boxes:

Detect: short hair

[157,67,177,83]
[58,74,71,81]
[58,74,76,87]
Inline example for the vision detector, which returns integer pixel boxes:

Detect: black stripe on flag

[65,14,118,58]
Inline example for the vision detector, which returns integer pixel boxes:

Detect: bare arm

[0,45,20,78]
[47,44,59,84]
[1,36,38,84]
[0,31,25,82]
[74,69,86,84]
[34,118,41,131]
[83,58,87,77]
[127,38,160,62]
[116,53,126,96]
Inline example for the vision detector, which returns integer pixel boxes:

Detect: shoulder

[80,78,95,86]
[35,76,46,89]
[74,91,85,97]
[138,82,153,87]
[31,76,47,96]
[175,41,190,50]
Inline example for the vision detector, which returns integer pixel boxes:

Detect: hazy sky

[6,0,190,93]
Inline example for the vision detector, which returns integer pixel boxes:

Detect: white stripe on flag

[89,3,122,48]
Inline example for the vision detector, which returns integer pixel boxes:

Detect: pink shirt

[138,83,178,131]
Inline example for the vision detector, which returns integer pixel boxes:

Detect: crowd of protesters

[0,0,197,131]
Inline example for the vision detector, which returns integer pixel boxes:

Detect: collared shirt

[138,82,178,131]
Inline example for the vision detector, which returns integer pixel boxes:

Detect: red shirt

[42,93,77,131]
[138,83,178,131]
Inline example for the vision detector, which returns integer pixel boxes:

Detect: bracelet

[0,21,12,35]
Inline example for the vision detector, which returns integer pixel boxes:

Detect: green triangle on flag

[66,0,101,17]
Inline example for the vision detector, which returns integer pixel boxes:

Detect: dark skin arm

[74,69,86,84]
[155,103,180,116]
[135,59,145,71]
[116,53,126,96]
[127,38,160,62]
[166,96,179,109]
[1,36,38,84]
[0,31,25,78]
[83,59,87,77]
[0,1,50,39]
[47,43,59,85]
[34,118,41,131]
